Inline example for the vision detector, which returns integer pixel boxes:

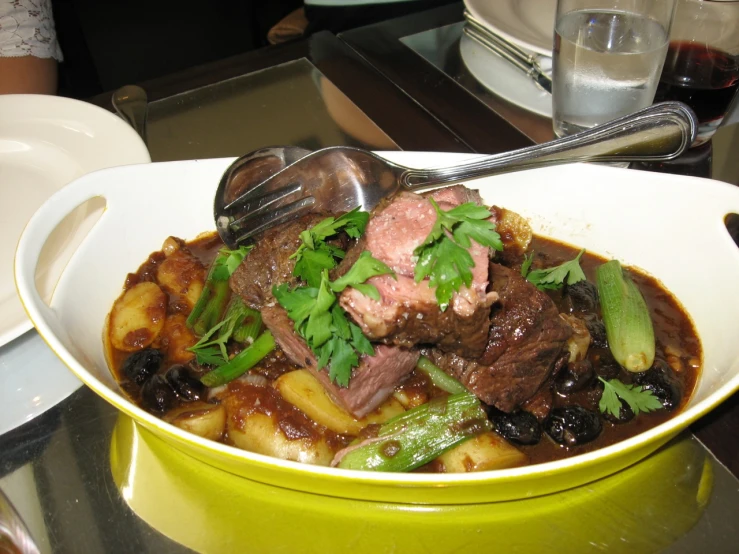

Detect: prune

[166,365,206,401]
[544,406,602,446]
[141,374,177,413]
[554,360,594,395]
[634,359,683,411]
[489,409,542,445]
[602,399,635,424]
[582,315,608,349]
[563,281,599,314]
[121,348,163,385]
[591,349,622,380]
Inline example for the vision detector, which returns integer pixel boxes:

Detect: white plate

[0,95,150,432]
[460,33,552,118]
[464,0,556,56]
[0,95,150,347]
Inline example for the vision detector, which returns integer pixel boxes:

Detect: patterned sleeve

[0,0,63,61]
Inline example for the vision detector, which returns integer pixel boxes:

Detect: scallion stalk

[200,331,275,387]
[596,260,655,372]
[337,392,491,472]
[232,303,263,344]
[187,251,231,335]
[416,357,466,394]
[192,279,230,337]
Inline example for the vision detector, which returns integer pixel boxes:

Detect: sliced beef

[429,263,572,412]
[229,213,336,309]
[261,304,419,418]
[339,186,497,358]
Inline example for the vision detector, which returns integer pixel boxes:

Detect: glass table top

[145,58,398,162]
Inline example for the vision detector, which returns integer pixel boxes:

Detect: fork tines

[228,189,316,244]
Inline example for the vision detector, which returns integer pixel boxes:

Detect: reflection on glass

[401,22,555,144]
[146,58,397,162]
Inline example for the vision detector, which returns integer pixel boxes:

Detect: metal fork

[214,102,697,248]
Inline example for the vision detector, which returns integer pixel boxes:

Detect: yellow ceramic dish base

[111,415,711,554]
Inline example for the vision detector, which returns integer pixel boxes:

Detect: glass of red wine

[653,0,739,146]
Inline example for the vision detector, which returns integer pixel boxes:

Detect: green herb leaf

[212,245,253,280]
[187,303,248,365]
[521,252,534,278]
[350,322,374,357]
[598,377,663,418]
[413,199,502,310]
[272,284,318,329]
[291,207,369,287]
[325,336,358,387]
[192,345,227,367]
[334,208,370,239]
[293,248,337,289]
[525,249,586,291]
[273,253,390,387]
[330,251,395,297]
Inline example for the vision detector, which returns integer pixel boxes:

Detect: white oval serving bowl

[14,152,739,504]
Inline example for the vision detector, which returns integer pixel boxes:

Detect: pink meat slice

[339,186,496,358]
[261,304,419,418]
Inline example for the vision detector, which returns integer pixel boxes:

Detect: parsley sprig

[413,200,502,311]
[274,252,394,386]
[291,207,369,287]
[521,249,586,290]
[188,310,242,366]
[212,245,253,280]
[598,377,663,418]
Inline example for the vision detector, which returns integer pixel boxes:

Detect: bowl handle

[14,173,114,324]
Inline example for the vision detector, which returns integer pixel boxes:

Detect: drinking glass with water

[552,0,677,138]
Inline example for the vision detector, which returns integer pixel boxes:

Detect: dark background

[50,0,457,98]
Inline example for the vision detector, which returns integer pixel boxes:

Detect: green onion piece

[219,296,248,338]
[596,260,655,372]
[416,357,466,394]
[200,331,275,387]
[191,279,230,337]
[337,392,491,472]
[233,305,263,344]
[187,251,230,333]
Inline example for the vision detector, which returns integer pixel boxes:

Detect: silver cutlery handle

[400,102,698,189]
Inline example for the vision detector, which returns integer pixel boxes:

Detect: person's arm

[0,55,57,95]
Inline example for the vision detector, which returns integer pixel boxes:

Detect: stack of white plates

[0,95,150,434]
[462,0,556,117]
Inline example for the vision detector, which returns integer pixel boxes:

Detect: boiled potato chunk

[156,245,206,309]
[274,370,405,435]
[496,207,533,253]
[164,403,226,441]
[154,313,197,364]
[228,411,334,466]
[109,282,167,352]
[363,396,405,425]
[436,431,528,472]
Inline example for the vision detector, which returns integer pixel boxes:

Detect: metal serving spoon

[215,102,697,248]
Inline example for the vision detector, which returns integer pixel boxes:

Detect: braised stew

[105,186,700,472]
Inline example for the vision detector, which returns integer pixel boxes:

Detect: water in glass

[553,10,669,137]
